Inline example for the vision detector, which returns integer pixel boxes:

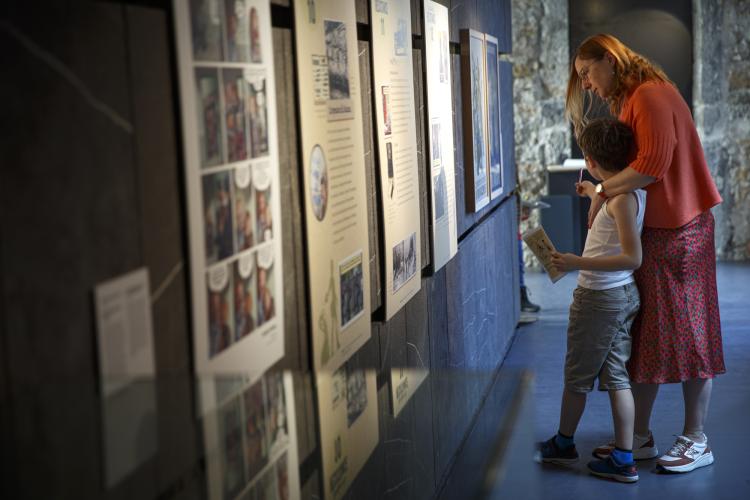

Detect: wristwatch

[595,183,608,199]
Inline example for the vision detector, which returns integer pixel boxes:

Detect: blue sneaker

[535,436,579,465]
[587,456,639,483]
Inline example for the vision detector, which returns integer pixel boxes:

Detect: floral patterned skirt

[628,211,725,384]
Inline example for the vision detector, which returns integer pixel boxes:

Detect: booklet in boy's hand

[522,227,567,283]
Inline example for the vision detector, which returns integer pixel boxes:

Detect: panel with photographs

[209,372,296,500]
[370,0,422,320]
[460,29,490,212]
[424,1,458,273]
[315,358,378,500]
[294,0,372,374]
[485,34,503,199]
[175,0,284,382]
[204,164,278,359]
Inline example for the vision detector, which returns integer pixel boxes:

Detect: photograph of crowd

[324,20,350,100]
[195,67,223,167]
[392,232,417,292]
[207,269,234,357]
[256,260,275,326]
[242,380,268,480]
[433,166,448,221]
[247,76,269,158]
[255,187,273,243]
[265,372,288,456]
[223,68,248,163]
[190,0,224,61]
[339,253,364,329]
[220,397,245,499]
[233,259,256,341]
[224,0,251,62]
[250,6,262,63]
[346,365,368,428]
[203,171,235,264]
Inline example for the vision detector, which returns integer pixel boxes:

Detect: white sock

[685,431,706,443]
[634,431,651,445]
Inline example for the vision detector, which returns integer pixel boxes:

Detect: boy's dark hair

[577,118,634,172]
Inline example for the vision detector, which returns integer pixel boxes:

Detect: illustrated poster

[174,0,285,414]
[315,362,378,500]
[293,0,372,373]
[424,0,458,271]
[485,34,504,199]
[203,372,301,500]
[460,29,489,211]
[294,2,378,498]
[371,0,422,319]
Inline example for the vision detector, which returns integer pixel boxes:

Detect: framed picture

[485,34,504,199]
[460,29,489,212]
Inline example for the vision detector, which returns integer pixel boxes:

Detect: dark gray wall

[0,0,518,498]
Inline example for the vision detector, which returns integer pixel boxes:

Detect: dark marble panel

[408,374,437,499]
[358,40,383,313]
[432,255,472,475]
[501,0,512,53]
[477,0,511,52]
[499,60,517,196]
[381,307,407,376]
[380,384,418,500]
[476,0,503,42]
[274,27,308,370]
[426,267,448,368]
[449,0,476,43]
[412,47,431,271]
[405,279,430,372]
[1,3,140,498]
[436,371,528,500]
[405,280,437,498]
[124,8,202,492]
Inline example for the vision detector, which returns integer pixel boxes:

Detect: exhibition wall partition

[0,1,520,499]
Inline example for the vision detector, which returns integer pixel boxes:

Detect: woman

[565,34,724,473]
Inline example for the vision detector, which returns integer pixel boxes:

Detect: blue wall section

[0,0,520,498]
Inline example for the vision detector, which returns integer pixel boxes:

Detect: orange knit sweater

[619,81,722,228]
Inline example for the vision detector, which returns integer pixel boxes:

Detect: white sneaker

[657,435,714,473]
[592,431,659,460]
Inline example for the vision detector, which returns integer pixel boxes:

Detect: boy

[537,117,646,483]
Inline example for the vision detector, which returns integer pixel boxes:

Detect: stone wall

[511,0,749,264]
[510,0,570,268]
[694,0,750,260]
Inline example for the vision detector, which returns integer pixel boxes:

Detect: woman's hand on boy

[575,180,595,199]
[550,251,579,272]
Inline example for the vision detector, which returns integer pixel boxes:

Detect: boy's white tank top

[577,189,647,291]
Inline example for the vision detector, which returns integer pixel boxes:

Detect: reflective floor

[510,262,750,500]
[6,263,747,500]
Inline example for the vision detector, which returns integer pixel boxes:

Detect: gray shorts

[564,282,640,393]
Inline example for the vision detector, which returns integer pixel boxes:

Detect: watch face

[595,183,603,193]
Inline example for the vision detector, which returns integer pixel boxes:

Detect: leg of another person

[683,377,712,442]
[632,382,659,437]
